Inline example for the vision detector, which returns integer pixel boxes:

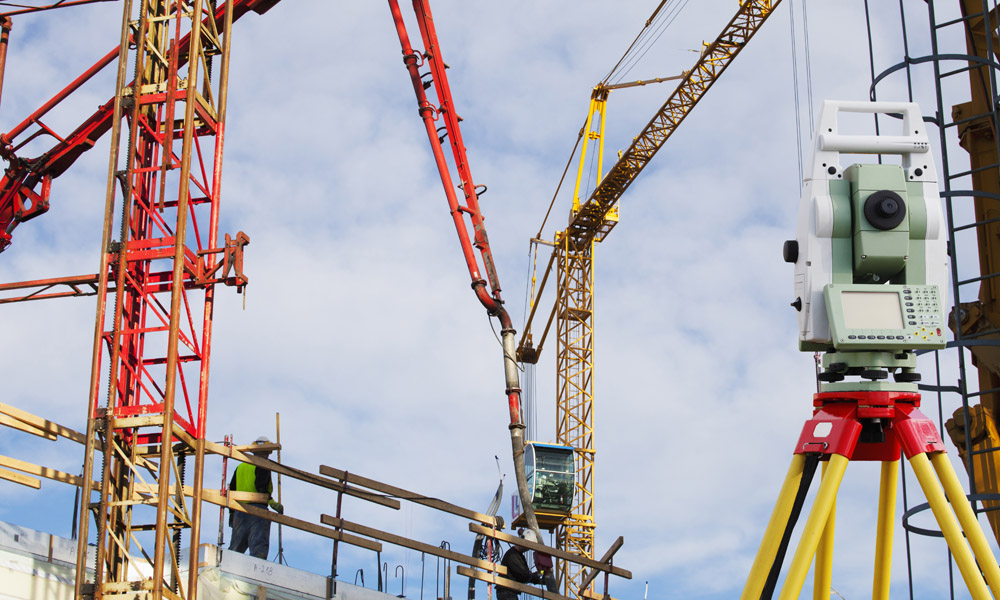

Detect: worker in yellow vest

[228,436,284,559]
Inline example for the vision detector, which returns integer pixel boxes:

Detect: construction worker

[228,436,284,559]
[496,530,543,600]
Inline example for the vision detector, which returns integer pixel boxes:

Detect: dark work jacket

[497,547,537,600]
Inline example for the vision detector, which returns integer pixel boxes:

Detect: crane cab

[511,442,575,530]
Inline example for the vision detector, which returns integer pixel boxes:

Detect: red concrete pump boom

[388,0,541,538]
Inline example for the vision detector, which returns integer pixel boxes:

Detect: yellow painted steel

[909,452,991,599]
[930,451,1000,596]
[555,235,597,595]
[813,461,835,600]
[950,5,1000,540]
[741,454,807,600]
[746,433,1000,600]
[778,454,849,600]
[556,84,610,599]
[571,90,608,214]
[561,0,783,246]
[946,404,1000,544]
[872,460,898,600]
[517,4,786,596]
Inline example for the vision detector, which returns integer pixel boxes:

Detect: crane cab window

[526,443,574,513]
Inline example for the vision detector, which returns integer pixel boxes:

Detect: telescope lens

[864,190,906,230]
[877,198,898,216]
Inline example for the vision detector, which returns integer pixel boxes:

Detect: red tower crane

[0,1,278,598]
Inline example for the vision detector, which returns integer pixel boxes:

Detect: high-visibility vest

[232,463,273,495]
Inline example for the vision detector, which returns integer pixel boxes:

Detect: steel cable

[600,0,675,85]
[789,0,804,183]
[609,0,690,86]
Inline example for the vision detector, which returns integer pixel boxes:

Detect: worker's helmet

[518,529,540,545]
[250,436,272,455]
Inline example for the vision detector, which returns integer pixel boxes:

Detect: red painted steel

[388,0,540,536]
[71,2,270,596]
[388,0,523,417]
[794,390,946,461]
[0,0,278,253]
[0,273,101,303]
[0,0,114,18]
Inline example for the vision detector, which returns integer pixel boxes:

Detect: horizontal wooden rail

[0,454,93,488]
[202,439,400,510]
[320,464,500,527]
[0,402,87,443]
[241,504,381,553]
[456,566,607,600]
[0,466,41,488]
[320,513,508,576]
[468,524,631,580]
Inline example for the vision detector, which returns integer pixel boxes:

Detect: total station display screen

[840,291,905,329]
[823,284,944,350]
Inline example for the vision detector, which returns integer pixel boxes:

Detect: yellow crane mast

[944,0,1000,544]
[518,1,783,596]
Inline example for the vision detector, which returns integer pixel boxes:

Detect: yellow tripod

[742,389,1000,599]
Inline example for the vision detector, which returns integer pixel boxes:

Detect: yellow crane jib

[563,0,783,248]
[516,2,784,595]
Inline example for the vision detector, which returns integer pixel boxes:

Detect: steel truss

[73,1,247,599]
[554,236,596,595]
[562,0,783,247]
[518,3,783,597]
[921,0,1000,548]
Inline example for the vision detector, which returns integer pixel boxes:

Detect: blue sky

[0,1,993,598]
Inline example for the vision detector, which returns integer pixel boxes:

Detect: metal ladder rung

[934,9,989,31]
[957,270,1000,287]
[947,162,1000,181]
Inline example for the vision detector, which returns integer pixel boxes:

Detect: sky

[0,0,994,599]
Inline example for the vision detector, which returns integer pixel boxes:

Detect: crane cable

[790,0,822,397]
[607,0,691,86]
[601,0,670,84]
[802,0,815,128]
[789,0,816,184]
[523,123,586,333]
[601,0,689,86]
[524,0,690,330]
[532,0,689,243]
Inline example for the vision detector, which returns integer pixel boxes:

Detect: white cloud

[0,1,995,599]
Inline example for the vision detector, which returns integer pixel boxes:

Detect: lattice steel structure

[913,0,1000,550]
[73,1,251,599]
[561,0,784,247]
[553,236,596,592]
[518,2,783,596]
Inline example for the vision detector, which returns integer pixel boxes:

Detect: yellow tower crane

[517,1,784,596]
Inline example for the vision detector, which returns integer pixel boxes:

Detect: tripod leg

[872,459,898,600]
[930,451,1000,595]
[909,452,992,599]
[813,461,835,600]
[779,454,849,600]
[742,454,809,600]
